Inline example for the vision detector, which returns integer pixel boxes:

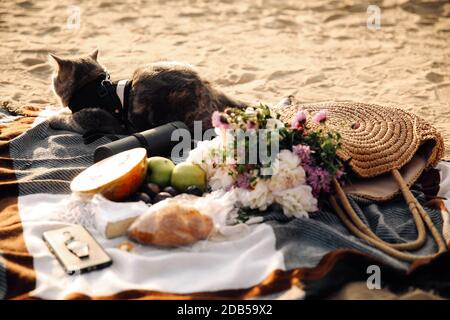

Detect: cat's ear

[48,53,70,70]
[88,49,99,61]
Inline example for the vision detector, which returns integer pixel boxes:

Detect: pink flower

[312,110,327,123]
[291,110,308,129]
[292,144,312,165]
[212,111,230,129]
[236,173,251,189]
[246,120,257,129]
[304,165,331,196]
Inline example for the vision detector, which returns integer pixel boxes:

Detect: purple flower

[292,144,312,165]
[291,110,308,129]
[304,165,331,197]
[312,110,327,123]
[212,111,230,129]
[236,173,251,189]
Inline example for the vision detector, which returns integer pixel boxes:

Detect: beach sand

[1,0,449,156]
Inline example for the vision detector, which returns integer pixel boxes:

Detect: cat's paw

[48,114,84,133]
[54,107,72,116]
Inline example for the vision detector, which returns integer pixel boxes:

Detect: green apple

[147,157,175,187]
[171,162,206,192]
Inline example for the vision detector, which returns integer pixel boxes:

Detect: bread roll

[128,203,213,247]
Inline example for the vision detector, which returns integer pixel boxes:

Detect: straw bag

[281,102,447,261]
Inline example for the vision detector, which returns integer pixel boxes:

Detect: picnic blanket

[1,105,450,300]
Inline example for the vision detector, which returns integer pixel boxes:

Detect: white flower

[271,149,301,173]
[273,185,318,218]
[268,168,306,192]
[187,137,223,178]
[266,149,317,217]
[245,107,257,116]
[234,180,274,211]
[214,127,226,137]
[267,150,305,192]
[187,138,218,164]
[209,168,234,191]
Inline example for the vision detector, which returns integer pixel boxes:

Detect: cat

[48,49,246,135]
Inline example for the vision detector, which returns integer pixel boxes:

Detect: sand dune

[1,0,449,156]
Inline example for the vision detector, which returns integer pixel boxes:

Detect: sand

[1,0,449,156]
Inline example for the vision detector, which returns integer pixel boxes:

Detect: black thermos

[94,121,189,162]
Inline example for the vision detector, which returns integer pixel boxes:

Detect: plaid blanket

[1,106,450,300]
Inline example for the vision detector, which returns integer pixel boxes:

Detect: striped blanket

[1,105,450,300]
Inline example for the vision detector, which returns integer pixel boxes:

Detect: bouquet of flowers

[187,104,344,219]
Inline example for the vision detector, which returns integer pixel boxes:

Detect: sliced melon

[71,148,148,201]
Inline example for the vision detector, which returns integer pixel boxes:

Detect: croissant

[128,203,213,247]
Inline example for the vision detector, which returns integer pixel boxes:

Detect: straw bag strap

[332,178,427,250]
[331,170,447,262]
[391,169,447,251]
[330,195,436,262]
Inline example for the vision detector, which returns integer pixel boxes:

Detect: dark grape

[153,192,173,203]
[140,182,160,198]
[126,192,151,204]
[136,192,152,204]
[163,186,178,196]
[185,185,203,197]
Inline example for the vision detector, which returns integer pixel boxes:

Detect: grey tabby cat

[49,49,245,135]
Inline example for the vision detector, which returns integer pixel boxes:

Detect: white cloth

[19,194,285,299]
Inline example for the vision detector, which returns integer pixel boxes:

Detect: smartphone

[43,225,112,275]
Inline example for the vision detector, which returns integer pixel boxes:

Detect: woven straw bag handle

[330,169,447,262]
